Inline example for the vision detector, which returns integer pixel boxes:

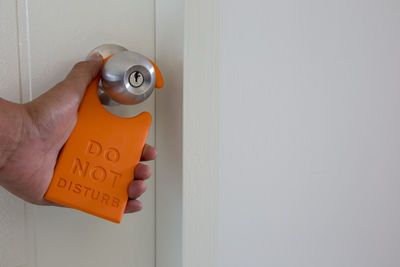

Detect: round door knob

[88,44,157,105]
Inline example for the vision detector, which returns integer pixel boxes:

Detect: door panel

[0,1,30,266]
[0,188,27,267]
[1,0,156,266]
[0,0,20,103]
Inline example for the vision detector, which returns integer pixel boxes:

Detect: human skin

[0,53,156,213]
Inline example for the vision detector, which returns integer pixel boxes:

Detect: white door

[0,1,156,266]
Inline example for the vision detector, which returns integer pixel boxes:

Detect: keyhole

[129,71,144,88]
[134,72,139,82]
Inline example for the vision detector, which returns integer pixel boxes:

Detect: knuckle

[141,182,147,191]
[73,61,90,70]
[146,166,152,176]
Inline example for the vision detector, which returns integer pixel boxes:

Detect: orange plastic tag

[44,77,152,223]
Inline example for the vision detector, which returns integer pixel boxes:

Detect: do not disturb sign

[44,77,152,223]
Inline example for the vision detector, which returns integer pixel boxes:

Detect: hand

[0,53,156,213]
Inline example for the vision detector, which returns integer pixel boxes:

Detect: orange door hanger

[44,51,163,223]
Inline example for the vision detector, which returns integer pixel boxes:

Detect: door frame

[155,0,220,266]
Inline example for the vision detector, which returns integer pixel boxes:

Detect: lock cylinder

[102,51,156,105]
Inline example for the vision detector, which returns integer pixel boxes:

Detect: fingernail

[87,52,102,61]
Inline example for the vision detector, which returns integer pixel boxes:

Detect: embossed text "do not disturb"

[70,140,122,188]
[86,140,120,162]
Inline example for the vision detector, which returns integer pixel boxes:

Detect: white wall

[218,1,400,266]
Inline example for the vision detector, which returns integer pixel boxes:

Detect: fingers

[128,180,147,200]
[125,178,147,213]
[141,144,157,161]
[126,180,146,214]
[134,163,152,180]
[124,145,156,214]
[125,200,143,213]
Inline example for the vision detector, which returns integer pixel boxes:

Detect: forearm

[0,98,24,174]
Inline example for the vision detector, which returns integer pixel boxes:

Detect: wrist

[0,98,25,181]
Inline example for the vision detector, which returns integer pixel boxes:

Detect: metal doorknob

[88,44,159,105]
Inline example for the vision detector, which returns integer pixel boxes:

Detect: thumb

[24,53,103,125]
[62,52,103,102]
